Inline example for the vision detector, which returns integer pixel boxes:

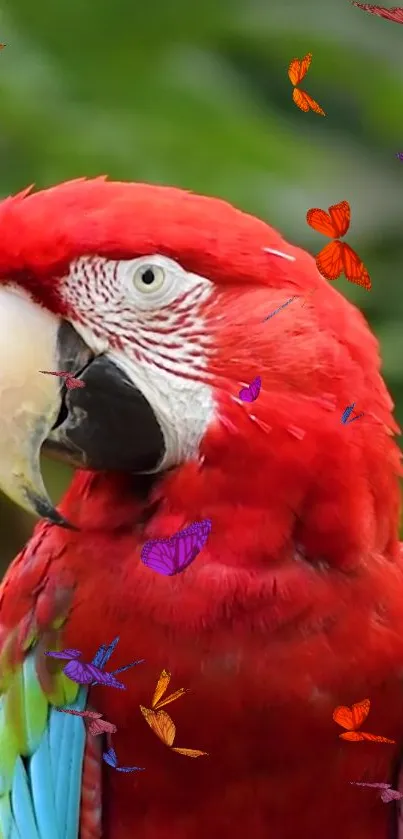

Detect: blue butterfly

[103,745,145,773]
[341,403,364,424]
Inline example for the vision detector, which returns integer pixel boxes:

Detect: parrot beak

[0,286,91,527]
[0,285,166,525]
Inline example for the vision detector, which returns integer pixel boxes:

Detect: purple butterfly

[396,153,403,160]
[46,637,144,688]
[350,782,403,803]
[238,376,261,403]
[141,519,212,576]
[103,745,145,773]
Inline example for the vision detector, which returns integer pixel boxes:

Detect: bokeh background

[0,0,402,571]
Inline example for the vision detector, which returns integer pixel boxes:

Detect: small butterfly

[396,153,403,160]
[46,637,144,688]
[150,669,188,710]
[141,519,212,577]
[350,782,403,803]
[263,297,299,322]
[56,707,117,736]
[333,699,395,743]
[239,376,262,403]
[352,3,403,23]
[46,650,127,688]
[341,403,364,424]
[139,706,208,758]
[40,370,86,389]
[102,745,145,773]
[288,53,326,116]
[306,201,371,290]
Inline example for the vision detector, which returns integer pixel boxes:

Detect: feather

[0,587,94,839]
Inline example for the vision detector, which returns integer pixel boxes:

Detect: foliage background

[0,0,402,571]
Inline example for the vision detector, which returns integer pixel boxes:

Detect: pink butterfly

[352,3,403,23]
[40,370,86,389]
[238,376,261,403]
[56,707,117,736]
[141,520,212,576]
[350,781,403,803]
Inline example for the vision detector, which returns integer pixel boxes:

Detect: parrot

[0,176,402,839]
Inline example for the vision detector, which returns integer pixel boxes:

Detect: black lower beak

[44,322,166,473]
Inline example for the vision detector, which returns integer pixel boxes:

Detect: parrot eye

[132,263,165,295]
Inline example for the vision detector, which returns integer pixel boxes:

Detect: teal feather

[0,641,89,839]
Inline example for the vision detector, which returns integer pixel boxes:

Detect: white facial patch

[59,254,217,470]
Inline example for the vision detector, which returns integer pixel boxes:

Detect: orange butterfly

[288,53,326,116]
[333,698,395,743]
[139,706,208,758]
[150,669,188,710]
[306,200,371,290]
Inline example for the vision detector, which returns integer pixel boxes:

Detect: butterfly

[46,636,144,688]
[103,745,145,773]
[149,669,188,710]
[333,698,395,743]
[306,200,371,290]
[141,519,212,576]
[139,706,208,758]
[263,297,299,323]
[341,403,365,424]
[352,3,403,23]
[239,376,262,402]
[288,53,326,116]
[56,707,117,736]
[40,370,86,389]
[397,153,403,160]
[350,781,403,803]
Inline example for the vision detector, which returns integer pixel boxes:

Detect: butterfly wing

[88,718,117,736]
[116,767,143,773]
[381,788,403,802]
[351,699,371,728]
[339,731,367,740]
[88,665,126,689]
[350,782,389,788]
[141,538,176,576]
[333,704,355,730]
[307,208,339,238]
[328,201,351,237]
[170,520,212,574]
[316,241,344,280]
[293,88,325,115]
[288,53,312,85]
[352,3,403,22]
[249,376,262,401]
[154,688,188,710]
[63,660,95,685]
[102,747,118,768]
[238,386,253,402]
[171,748,208,758]
[45,649,82,660]
[139,707,176,747]
[359,732,396,743]
[340,243,372,290]
[152,670,171,707]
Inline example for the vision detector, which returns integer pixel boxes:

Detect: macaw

[0,177,402,839]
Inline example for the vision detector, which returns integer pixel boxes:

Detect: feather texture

[0,585,96,839]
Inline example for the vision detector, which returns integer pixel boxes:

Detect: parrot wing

[0,580,101,839]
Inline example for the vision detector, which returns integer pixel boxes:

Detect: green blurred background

[0,0,402,571]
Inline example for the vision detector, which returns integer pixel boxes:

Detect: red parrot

[0,177,402,839]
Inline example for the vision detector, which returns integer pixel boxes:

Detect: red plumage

[0,179,402,838]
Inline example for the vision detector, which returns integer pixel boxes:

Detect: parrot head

[0,177,400,581]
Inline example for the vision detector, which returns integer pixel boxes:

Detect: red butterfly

[40,370,86,389]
